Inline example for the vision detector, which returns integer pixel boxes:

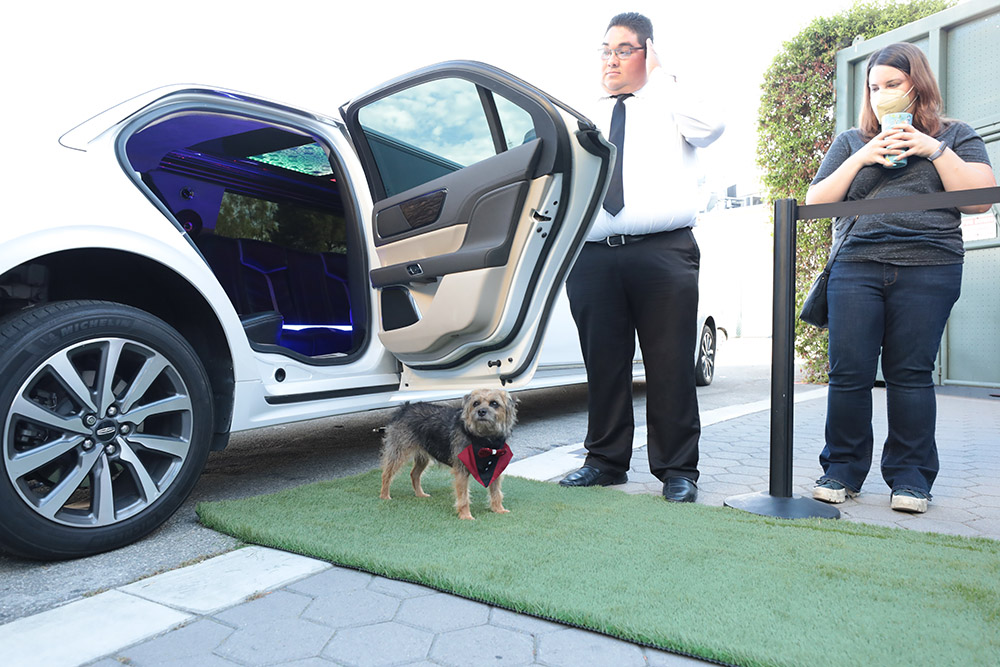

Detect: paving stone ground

[3,385,997,667]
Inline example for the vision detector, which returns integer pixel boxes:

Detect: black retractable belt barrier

[724,186,1000,520]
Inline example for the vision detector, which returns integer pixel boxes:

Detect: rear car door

[341,61,611,390]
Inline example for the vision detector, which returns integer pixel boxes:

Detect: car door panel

[341,62,611,388]
[376,173,554,357]
[374,225,469,267]
[373,139,540,246]
[370,180,529,288]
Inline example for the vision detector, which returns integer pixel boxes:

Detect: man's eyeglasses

[599,46,645,61]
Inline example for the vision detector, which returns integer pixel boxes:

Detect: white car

[0,62,718,559]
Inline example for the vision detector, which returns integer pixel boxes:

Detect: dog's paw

[415,490,430,498]
[493,507,511,514]
[458,511,475,520]
[379,492,391,500]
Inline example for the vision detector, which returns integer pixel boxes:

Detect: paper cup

[880,111,912,169]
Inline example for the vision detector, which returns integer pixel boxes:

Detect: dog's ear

[461,391,482,425]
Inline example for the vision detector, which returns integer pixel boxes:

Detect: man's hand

[645,38,661,76]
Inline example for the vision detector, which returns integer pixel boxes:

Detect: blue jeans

[820,260,962,496]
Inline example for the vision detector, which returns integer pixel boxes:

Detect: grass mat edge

[197,469,1000,667]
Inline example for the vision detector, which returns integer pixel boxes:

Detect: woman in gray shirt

[805,42,995,514]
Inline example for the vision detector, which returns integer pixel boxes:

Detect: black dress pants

[566,228,701,482]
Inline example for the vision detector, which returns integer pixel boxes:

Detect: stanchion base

[724,491,841,519]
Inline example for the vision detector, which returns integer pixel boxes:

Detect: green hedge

[756,0,953,383]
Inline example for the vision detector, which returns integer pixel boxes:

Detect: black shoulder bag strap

[822,172,893,271]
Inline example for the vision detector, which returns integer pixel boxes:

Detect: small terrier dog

[379,389,517,520]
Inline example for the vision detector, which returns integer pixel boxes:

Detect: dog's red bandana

[458,443,512,487]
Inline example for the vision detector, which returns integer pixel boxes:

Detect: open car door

[341,61,611,390]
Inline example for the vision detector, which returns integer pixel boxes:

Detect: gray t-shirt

[811,121,991,265]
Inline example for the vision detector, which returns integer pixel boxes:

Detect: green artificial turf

[197,468,1000,667]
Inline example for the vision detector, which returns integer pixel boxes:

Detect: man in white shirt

[559,12,724,502]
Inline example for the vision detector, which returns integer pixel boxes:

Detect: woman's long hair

[859,42,946,139]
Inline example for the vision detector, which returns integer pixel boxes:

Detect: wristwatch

[928,140,948,162]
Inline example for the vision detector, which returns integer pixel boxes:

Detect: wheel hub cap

[94,420,119,442]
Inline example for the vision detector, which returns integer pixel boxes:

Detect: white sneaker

[891,490,928,513]
[812,479,856,504]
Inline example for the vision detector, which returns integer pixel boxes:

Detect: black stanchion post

[770,197,796,498]
[724,198,840,519]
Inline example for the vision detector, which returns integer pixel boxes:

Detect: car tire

[0,300,213,559]
[695,323,715,387]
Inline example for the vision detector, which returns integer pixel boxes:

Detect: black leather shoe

[662,477,698,502]
[559,465,627,487]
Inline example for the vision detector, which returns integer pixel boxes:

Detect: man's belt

[598,234,647,247]
[593,228,693,247]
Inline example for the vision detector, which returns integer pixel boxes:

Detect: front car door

[342,61,611,390]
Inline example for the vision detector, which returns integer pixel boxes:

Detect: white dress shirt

[586,68,724,242]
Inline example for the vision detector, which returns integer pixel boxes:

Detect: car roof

[59,84,342,151]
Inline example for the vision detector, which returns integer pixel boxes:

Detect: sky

[6,0,872,192]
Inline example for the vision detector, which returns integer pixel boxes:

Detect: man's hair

[606,12,653,46]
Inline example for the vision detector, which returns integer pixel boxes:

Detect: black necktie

[603,93,632,216]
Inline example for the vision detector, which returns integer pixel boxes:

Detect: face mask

[872,86,916,119]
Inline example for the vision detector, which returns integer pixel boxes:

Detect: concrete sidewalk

[3,386,998,667]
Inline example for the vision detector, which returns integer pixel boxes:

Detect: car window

[357,78,538,198]
[494,93,535,148]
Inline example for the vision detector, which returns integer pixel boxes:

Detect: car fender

[0,224,260,384]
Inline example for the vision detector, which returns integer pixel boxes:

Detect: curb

[0,547,328,667]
